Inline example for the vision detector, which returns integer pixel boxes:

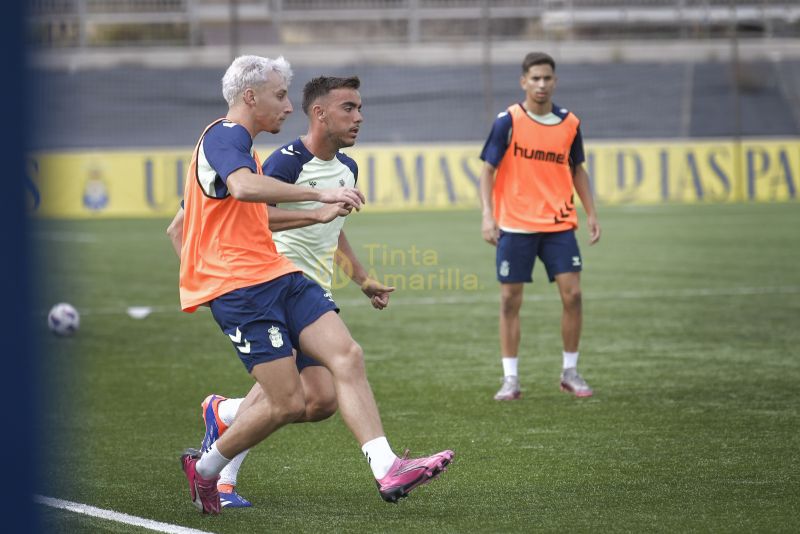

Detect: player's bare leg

[496,283,524,400]
[206,363,337,508]
[298,365,338,422]
[555,272,592,397]
[227,363,336,424]
[299,310,454,502]
[298,311,383,444]
[213,358,305,460]
[224,365,336,432]
[234,383,261,423]
[499,282,524,357]
[185,357,305,513]
[555,272,582,352]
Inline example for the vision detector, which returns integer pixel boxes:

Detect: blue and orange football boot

[200,394,229,453]
[218,483,253,508]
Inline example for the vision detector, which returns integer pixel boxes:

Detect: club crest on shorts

[323,290,335,303]
[499,260,510,277]
[268,325,284,348]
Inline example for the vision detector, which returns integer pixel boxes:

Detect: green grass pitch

[33,203,800,532]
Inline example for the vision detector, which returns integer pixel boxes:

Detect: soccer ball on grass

[47,302,80,336]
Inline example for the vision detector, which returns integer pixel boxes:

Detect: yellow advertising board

[26,138,798,218]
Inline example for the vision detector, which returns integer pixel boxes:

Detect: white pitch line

[34,495,215,534]
[39,285,800,317]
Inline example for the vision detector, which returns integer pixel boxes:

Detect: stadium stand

[27,0,800,47]
[25,1,800,149]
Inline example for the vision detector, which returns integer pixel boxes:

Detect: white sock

[218,448,249,487]
[502,356,518,377]
[361,436,398,479]
[196,442,231,480]
[563,351,579,370]
[218,398,244,426]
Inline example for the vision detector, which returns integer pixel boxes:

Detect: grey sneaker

[560,367,593,398]
[494,376,521,401]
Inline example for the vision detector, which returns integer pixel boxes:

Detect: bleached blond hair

[221,55,293,107]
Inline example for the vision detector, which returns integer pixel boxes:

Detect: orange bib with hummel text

[493,104,581,233]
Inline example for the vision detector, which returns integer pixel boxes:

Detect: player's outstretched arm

[335,231,395,310]
[268,203,351,232]
[572,164,601,245]
[479,162,500,246]
[166,207,185,259]
[227,168,365,210]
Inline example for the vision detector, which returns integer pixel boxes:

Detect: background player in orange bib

[479,52,601,401]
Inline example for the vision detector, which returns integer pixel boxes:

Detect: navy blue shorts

[496,229,582,284]
[209,272,339,373]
